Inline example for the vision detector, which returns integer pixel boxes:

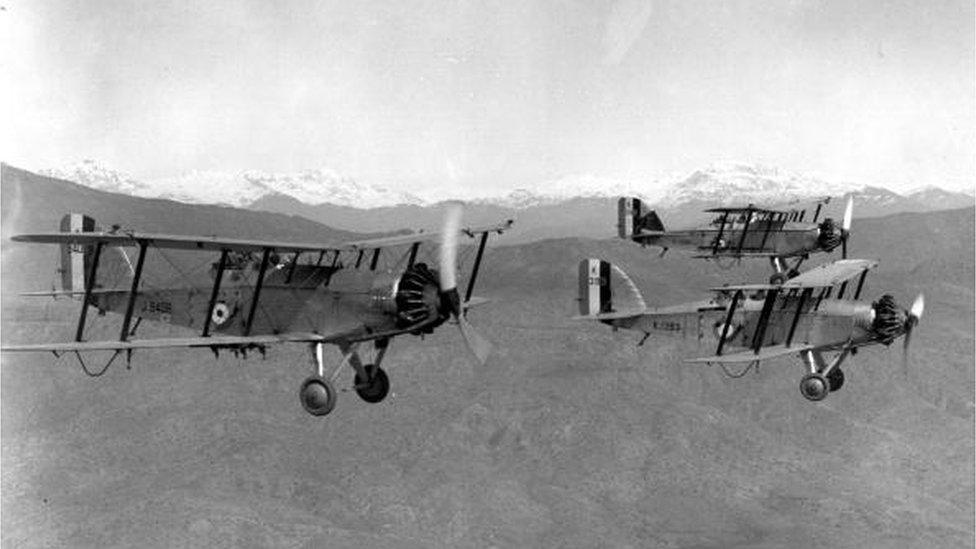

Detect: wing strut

[407,242,420,267]
[464,231,489,302]
[244,248,272,336]
[713,212,729,254]
[736,207,753,254]
[751,289,780,353]
[286,252,300,283]
[716,289,743,356]
[119,241,148,342]
[202,249,229,337]
[853,269,868,299]
[786,288,811,347]
[759,212,774,252]
[369,248,381,271]
[75,242,104,342]
[812,203,823,223]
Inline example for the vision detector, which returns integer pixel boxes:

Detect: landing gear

[354,364,390,403]
[799,348,851,402]
[799,372,829,401]
[826,367,844,392]
[299,376,337,416]
[769,257,805,284]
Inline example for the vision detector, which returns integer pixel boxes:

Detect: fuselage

[609,295,889,353]
[88,262,428,341]
[641,222,826,258]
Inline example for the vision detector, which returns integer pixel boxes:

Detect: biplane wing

[686,343,815,364]
[1,333,337,353]
[711,259,878,292]
[12,219,515,253]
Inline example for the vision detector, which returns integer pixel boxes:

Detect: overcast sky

[2,0,973,195]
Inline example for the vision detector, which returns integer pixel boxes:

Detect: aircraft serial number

[142,300,173,315]
[652,320,682,332]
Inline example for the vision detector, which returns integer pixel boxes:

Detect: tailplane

[618,197,664,240]
[577,258,646,317]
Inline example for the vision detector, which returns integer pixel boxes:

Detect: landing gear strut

[299,342,337,416]
[798,348,850,402]
[769,256,805,285]
[297,339,395,416]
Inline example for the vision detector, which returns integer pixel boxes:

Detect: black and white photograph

[2,1,973,547]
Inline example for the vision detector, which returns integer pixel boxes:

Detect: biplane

[575,257,924,401]
[2,204,513,417]
[618,196,854,283]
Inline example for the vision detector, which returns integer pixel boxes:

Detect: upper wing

[11,219,515,254]
[780,259,878,288]
[711,259,878,292]
[703,206,782,215]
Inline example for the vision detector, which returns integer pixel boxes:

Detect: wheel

[355,364,390,404]
[299,376,337,416]
[769,272,788,285]
[826,367,845,392]
[799,372,830,401]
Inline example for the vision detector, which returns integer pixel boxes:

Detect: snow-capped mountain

[41,159,153,197]
[39,160,972,220]
[658,163,860,208]
[41,161,425,208]
[474,174,657,209]
[152,169,425,208]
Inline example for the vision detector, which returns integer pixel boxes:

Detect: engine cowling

[817,218,843,251]
[871,294,907,345]
[394,263,449,334]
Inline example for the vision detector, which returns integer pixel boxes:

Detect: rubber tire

[355,365,390,404]
[826,367,845,392]
[769,272,788,285]
[799,372,830,402]
[299,376,337,417]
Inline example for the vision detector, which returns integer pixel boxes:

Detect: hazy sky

[2,0,973,194]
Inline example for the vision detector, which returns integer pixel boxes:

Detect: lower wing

[686,343,814,364]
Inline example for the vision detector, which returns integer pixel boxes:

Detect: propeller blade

[842,195,853,232]
[901,293,924,376]
[458,315,492,365]
[901,323,913,376]
[909,293,925,320]
[439,201,463,293]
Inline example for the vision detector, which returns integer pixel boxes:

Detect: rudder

[58,213,97,293]
[578,258,647,317]
[618,197,665,239]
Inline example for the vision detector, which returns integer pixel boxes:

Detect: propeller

[841,195,853,259]
[901,293,924,374]
[438,202,492,364]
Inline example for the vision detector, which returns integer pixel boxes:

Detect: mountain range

[36,160,974,243]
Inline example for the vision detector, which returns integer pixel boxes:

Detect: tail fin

[618,197,664,240]
[577,258,646,316]
[58,213,98,294]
